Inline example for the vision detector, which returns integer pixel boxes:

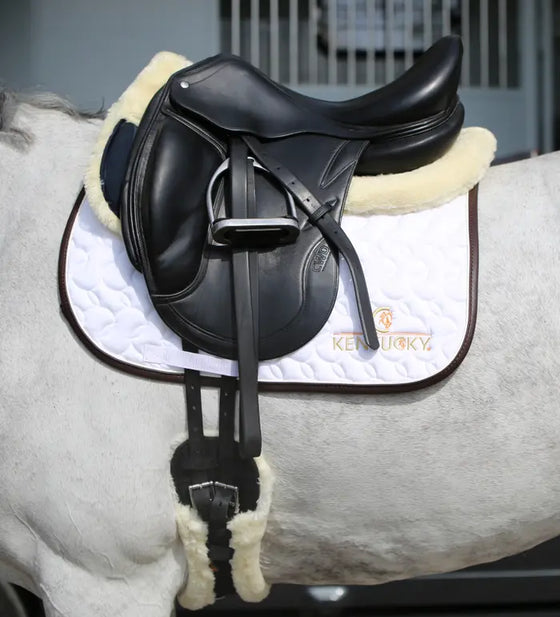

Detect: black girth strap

[182,341,206,462]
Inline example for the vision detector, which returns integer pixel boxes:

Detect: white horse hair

[1,94,560,617]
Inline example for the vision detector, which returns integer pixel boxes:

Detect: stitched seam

[319,140,355,189]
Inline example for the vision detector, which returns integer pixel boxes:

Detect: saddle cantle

[118,36,465,600]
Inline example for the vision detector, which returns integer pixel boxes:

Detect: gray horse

[1,91,559,617]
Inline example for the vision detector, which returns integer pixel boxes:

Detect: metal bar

[231,0,241,55]
[348,0,357,86]
[309,0,318,84]
[480,0,489,87]
[328,0,338,85]
[250,0,260,67]
[404,0,414,68]
[386,0,395,83]
[443,0,452,35]
[498,0,507,87]
[423,0,432,49]
[270,0,279,81]
[541,0,554,152]
[366,0,376,84]
[461,0,470,86]
[519,0,538,152]
[289,0,298,84]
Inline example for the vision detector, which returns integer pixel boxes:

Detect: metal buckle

[206,156,300,247]
[188,481,240,516]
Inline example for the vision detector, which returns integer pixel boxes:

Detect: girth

[119,36,465,600]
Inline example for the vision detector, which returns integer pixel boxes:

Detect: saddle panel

[99,120,137,217]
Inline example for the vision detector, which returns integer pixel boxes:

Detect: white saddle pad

[59,190,477,391]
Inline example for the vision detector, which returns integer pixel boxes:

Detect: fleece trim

[228,456,274,603]
[175,504,215,610]
[175,455,274,610]
[84,51,189,234]
[85,52,496,233]
[345,126,496,214]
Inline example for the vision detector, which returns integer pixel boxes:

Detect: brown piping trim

[59,187,479,392]
[58,188,184,384]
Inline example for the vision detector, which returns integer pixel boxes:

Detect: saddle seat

[169,35,463,174]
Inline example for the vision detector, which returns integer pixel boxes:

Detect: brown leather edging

[59,187,479,392]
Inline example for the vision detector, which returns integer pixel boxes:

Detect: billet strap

[244,135,379,350]
[218,377,237,460]
[182,341,206,460]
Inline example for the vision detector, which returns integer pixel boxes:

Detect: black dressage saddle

[119,35,464,594]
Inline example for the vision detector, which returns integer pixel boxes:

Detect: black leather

[121,36,465,598]
[229,139,262,456]
[168,36,463,175]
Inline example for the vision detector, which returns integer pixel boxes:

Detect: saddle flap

[122,69,374,360]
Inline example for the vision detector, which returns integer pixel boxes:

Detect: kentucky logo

[373,307,393,333]
[333,307,432,352]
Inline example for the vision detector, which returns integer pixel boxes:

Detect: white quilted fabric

[65,195,472,386]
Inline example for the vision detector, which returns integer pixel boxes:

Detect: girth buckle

[188,481,240,519]
[206,157,300,248]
